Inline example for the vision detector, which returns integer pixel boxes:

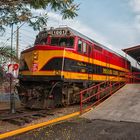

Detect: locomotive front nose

[31,51,39,72]
[19,48,40,76]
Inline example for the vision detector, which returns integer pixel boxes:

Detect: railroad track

[0,105,80,126]
[0,85,120,126]
[0,108,55,126]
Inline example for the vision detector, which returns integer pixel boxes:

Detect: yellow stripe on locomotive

[19,49,129,82]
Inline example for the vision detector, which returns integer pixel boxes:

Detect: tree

[0,0,79,34]
[0,46,18,83]
[0,46,18,66]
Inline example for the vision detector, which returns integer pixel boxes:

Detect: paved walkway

[83,84,140,123]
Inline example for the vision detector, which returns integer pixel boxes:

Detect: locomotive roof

[40,26,128,61]
[55,27,128,61]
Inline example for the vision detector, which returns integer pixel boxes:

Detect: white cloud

[128,0,140,46]
[48,12,140,60]
[130,0,140,12]
[134,14,140,30]
[129,0,140,28]
[47,12,113,49]
[47,13,139,66]
[3,11,113,53]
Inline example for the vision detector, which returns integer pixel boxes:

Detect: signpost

[8,64,19,78]
[8,63,19,114]
[10,24,14,114]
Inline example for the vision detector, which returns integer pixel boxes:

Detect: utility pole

[16,26,19,58]
[10,23,15,114]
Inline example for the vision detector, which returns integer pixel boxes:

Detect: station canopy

[122,45,140,64]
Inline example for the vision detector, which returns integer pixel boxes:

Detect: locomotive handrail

[126,72,140,84]
[80,77,126,113]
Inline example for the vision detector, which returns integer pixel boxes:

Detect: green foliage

[0,0,79,32]
[0,66,5,83]
[0,46,18,66]
[0,46,18,82]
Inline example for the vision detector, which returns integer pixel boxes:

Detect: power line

[0,34,16,43]
[19,39,34,44]
[20,28,38,33]
[19,38,35,43]
[1,22,25,49]
[1,23,38,56]
[16,26,19,58]
[20,33,35,40]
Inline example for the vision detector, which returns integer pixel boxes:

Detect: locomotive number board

[52,30,66,35]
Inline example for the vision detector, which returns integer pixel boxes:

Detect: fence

[126,72,140,83]
[80,79,125,113]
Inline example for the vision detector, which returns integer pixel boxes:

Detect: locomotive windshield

[35,37,48,45]
[51,37,74,48]
[35,36,74,48]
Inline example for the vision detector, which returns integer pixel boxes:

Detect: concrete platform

[82,84,140,123]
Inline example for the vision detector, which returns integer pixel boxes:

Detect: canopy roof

[122,45,140,63]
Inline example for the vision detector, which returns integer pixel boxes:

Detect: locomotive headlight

[33,51,38,56]
[55,70,61,75]
[33,56,38,60]
[33,51,38,60]
[34,52,37,55]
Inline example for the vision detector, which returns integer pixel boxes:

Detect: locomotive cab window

[86,45,92,55]
[83,42,87,54]
[35,38,47,45]
[77,40,90,55]
[51,38,59,46]
[78,40,82,52]
[40,38,47,45]
[51,37,74,48]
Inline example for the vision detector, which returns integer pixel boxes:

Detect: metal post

[10,23,15,114]
[16,26,19,59]
[97,85,100,101]
[80,92,83,114]
[110,81,112,95]
[61,48,65,79]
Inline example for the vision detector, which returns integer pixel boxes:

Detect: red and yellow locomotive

[17,27,131,109]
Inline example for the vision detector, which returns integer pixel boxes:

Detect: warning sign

[8,63,19,78]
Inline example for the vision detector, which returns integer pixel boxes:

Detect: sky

[1,0,140,65]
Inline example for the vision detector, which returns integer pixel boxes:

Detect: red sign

[8,63,19,78]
